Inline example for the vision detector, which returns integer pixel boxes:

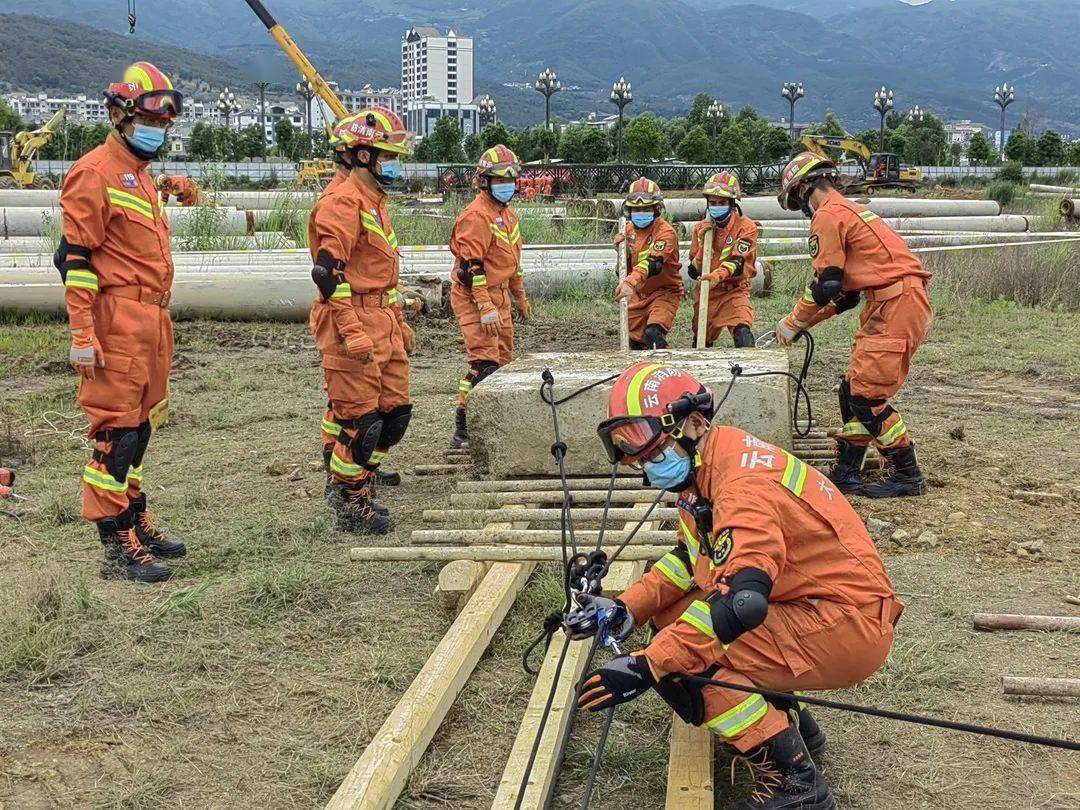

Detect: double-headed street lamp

[534,68,562,132]
[994,83,1016,156]
[296,80,315,153]
[610,77,632,162]
[706,99,725,138]
[478,95,497,128]
[873,86,894,151]
[780,82,804,140]
[217,87,238,130]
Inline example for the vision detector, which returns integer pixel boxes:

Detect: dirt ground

[1,285,1078,809]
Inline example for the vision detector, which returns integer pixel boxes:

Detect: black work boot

[98,512,172,583]
[826,440,866,495]
[730,725,835,810]
[324,451,388,515]
[862,444,928,499]
[793,706,827,759]
[450,406,469,449]
[129,493,187,558]
[330,476,393,535]
[376,468,402,487]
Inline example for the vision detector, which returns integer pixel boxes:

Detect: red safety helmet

[777,151,839,211]
[624,176,664,209]
[703,170,742,200]
[331,107,412,156]
[104,61,182,119]
[476,144,521,179]
[598,362,713,465]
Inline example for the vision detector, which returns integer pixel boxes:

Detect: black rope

[720,331,816,438]
[579,707,616,809]
[678,673,1080,752]
[523,611,565,676]
[540,372,620,406]
[514,633,574,810]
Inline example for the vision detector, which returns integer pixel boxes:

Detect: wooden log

[433,560,490,615]
[422,506,680,525]
[327,562,535,809]
[350,545,672,562]
[415,464,462,475]
[451,490,674,508]
[1002,676,1080,698]
[665,717,714,809]
[410,528,673,546]
[454,477,645,493]
[973,613,1080,632]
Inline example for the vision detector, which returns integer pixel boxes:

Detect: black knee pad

[838,378,854,425]
[93,427,140,483]
[644,324,667,349]
[338,412,384,467]
[470,360,500,386]
[378,404,413,449]
[130,421,152,469]
[849,393,892,437]
[653,666,717,726]
[733,324,754,348]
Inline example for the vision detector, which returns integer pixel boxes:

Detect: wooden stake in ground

[666,717,714,809]
[1001,676,1080,698]
[617,214,630,351]
[972,613,1080,632]
[695,223,713,349]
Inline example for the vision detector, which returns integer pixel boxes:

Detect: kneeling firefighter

[774,152,932,498]
[688,171,759,348]
[308,108,414,534]
[570,361,903,808]
[448,145,531,448]
[58,61,187,583]
[614,178,683,350]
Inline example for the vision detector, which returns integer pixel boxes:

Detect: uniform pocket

[78,352,143,415]
[855,336,906,388]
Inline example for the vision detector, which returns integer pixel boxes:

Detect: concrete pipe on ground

[756,215,1029,233]
[1058,199,1080,220]
[649,196,1003,222]
[0,207,252,238]
[1030,184,1080,195]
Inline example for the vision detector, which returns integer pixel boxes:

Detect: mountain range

[2,0,1077,134]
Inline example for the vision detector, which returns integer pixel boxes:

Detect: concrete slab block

[467,349,792,478]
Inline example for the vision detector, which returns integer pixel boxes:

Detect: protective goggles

[625,191,661,207]
[109,88,184,118]
[597,413,681,465]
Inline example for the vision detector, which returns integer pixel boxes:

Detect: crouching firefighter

[448,145,531,448]
[309,108,414,534]
[56,61,187,583]
[570,361,904,809]
[614,178,683,350]
[775,152,932,498]
[688,171,758,348]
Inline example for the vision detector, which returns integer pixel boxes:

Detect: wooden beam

[665,717,714,809]
[349,546,672,563]
[1002,676,1080,698]
[973,613,1080,632]
[423,507,680,524]
[433,560,490,615]
[327,561,534,809]
[451,491,675,508]
[410,528,673,546]
[455,478,645,493]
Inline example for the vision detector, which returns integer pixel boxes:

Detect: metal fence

[35,160,443,183]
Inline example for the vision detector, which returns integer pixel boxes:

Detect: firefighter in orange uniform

[448,145,531,448]
[614,178,683,349]
[57,61,187,583]
[308,108,413,534]
[687,171,758,348]
[154,174,206,207]
[775,153,932,498]
[569,361,903,809]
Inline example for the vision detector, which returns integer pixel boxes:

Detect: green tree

[665,117,689,152]
[420,116,466,163]
[1033,129,1065,166]
[735,105,760,125]
[189,122,218,161]
[676,125,711,163]
[966,131,993,165]
[516,126,557,162]
[0,98,23,132]
[623,114,669,162]
[480,122,516,152]
[557,123,610,163]
[1004,129,1032,163]
[238,124,266,159]
[744,119,792,162]
[215,126,243,161]
[687,93,713,129]
[891,112,948,164]
[1067,141,1080,167]
[463,132,483,161]
[714,123,751,164]
[274,118,297,159]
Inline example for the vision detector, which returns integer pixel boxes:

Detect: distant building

[945,119,991,149]
[402,26,476,137]
[405,96,480,138]
[769,118,811,139]
[339,85,404,118]
[5,91,225,126]
[567,112,621,130]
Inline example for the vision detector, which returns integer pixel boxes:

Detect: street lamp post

[478,95,497,129]
[296,80,315,156]
[610,77,632,163]
[534,68,562,132]
[873,86,895,152]
[780,82,804,140]
[907,105,924,123]
[994,83,1016,157]
[706,99,725,139]
[217,87,238,130]
[255,81,270,156]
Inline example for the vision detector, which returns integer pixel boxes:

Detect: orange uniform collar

[106,130,151,170]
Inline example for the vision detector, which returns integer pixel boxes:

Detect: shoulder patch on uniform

[710,528,733,566]
[120,173,138,189]
[737,238,751,253]
[808,234,820,258]
[652,239,667,251]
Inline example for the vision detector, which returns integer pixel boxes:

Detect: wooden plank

[695,225,712,349]
[1002,676,1080,698]
[327,561,535,809]
[617,215,629,351]
[350,545,671,563]
[433,560,491,615]
[665,717,714,809]
[454,478,646,494]
[451,491,675,508]
[423,506,681,524]
[411,528,673,546]
[973,613,1080,632]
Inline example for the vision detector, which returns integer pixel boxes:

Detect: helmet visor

[136,89,183,118]
[597,415,666,464]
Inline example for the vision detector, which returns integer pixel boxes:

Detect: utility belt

[351,288,400,309]
[101,284,171,308]
[864,275,925,303]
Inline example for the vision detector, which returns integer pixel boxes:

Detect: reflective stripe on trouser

[705,693,770,738]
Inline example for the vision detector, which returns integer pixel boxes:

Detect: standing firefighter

[688,171,758,348]
[775,152,932,498]
[309,108,413,534]
[573,361,903,809]
[614,178,683,349]
[58,61,186,582]
[448,145,531,448]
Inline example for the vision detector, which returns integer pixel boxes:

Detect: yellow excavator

[0,107,67,189]
[801,134,922,194]
[244,0,345,189]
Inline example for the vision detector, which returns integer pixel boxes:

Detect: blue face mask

[631,211,656,229]
[126,123,167,158]
[377,159,402,183]
[709,204,731,222]
[491,182,516,203]
[642,447,693,492]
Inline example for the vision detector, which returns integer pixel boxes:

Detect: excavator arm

[12,107,66,172]
[800,134,872,164]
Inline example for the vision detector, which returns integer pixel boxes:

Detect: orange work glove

[341,329,374,364]
[515,296,532,321]
[69,328,105,381]
[401,321,415,355]
[478,301,502,337]
[776,314,805,346]
[613,233,625,248]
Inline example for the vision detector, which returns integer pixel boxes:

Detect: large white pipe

[592,196,1002,221]
[757,215,1029,233]
[0,207,251,238]
[1030,184,1080,194]
[1059,199,1080,220]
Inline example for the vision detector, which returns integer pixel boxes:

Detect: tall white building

[401,26,479,138]
[339,85,404,118]
[945,119,991,149]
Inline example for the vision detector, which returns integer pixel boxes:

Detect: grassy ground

[1,260,1078,808]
